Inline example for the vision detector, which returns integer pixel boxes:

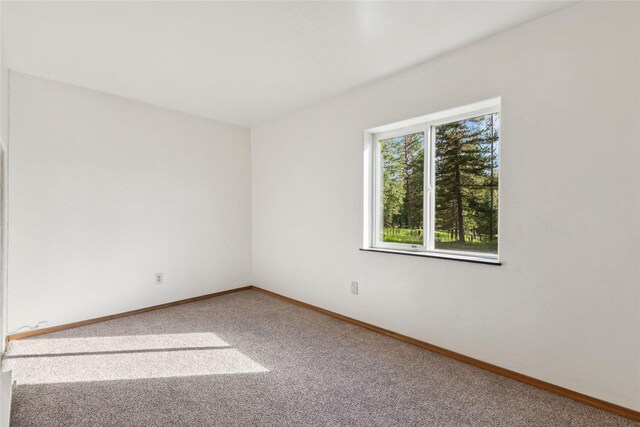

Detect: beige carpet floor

[2,289,637,426]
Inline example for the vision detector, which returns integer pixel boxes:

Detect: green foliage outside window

[380,113,499,254]
[380,132,424,245]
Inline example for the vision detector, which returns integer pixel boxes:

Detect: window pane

[380,132,424,245]
[434,113,499,254]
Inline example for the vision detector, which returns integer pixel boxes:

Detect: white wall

[8,73,251,332]
[0,0,7,348]
[252,1,640,410]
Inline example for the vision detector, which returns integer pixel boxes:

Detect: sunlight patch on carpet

[3,333,269,384]
[6,332,231,356]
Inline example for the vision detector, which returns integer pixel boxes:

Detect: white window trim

[362,98,501,264]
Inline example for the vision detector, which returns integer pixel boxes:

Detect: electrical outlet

[155,273,163,284]
[351,281,358,295]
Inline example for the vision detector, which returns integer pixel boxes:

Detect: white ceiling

[3,1,574,127]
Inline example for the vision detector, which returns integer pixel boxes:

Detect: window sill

[359,247,501,265]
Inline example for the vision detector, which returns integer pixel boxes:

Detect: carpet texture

[2,289,636,426]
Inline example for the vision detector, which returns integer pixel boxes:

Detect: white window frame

[363,98,501,264]
[372,123,428,252]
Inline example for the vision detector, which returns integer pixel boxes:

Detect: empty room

[0,0,637,426]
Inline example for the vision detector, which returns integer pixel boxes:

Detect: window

[363,99,500,263]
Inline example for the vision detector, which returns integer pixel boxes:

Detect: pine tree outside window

[363,98,500,264]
